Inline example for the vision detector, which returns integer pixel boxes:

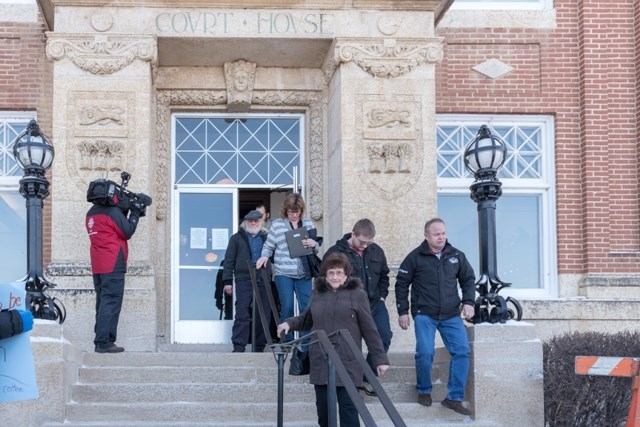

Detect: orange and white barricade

[575,356,640,427]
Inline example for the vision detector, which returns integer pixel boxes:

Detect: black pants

[93,272,125,347]
[314,385,360,427]
[231,279,271,351]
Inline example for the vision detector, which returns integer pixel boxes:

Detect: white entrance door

[172,188,237,343]
[171,114,304,344]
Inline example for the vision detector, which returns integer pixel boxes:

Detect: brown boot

[417,394,432,407]
[441,398,471,416]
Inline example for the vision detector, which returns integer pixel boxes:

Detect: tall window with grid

[436,115,556,297]
[0,115,32,283]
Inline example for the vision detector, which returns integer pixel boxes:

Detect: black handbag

[288,347,310,376]
[305,253,322,278]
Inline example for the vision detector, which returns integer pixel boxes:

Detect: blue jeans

[414,314,470,401]
[365,299,392,375]
[274,275,311,342]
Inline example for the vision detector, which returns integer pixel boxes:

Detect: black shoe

[358,382,377,397]
[441,398,471,416]
[95,344,124,353]
[232,345,246,353]
[417,394,432,406]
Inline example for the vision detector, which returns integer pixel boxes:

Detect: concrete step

[77,364,416,385]
[44,421,494,427]
[50,350,478,426]
[51,401,474,424]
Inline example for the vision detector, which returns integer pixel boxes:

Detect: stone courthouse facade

[1,0,639,421]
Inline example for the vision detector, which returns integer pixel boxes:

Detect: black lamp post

[13,120,65,322]
[464,125,522,324]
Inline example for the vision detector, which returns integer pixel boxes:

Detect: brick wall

[0,11,53,263]
[436,0,640,275]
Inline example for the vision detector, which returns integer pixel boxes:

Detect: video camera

[87,171,153,217]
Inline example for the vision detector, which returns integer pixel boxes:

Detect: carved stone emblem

[366,142,413,174]
[79,106,125,126]
[68,92,133,138]
[224,60,256,112]
[91,12,114,32]
[75,139,126,172]
[363,102,416,140]
[356,96,423,199]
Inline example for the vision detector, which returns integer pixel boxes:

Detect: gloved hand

[17,309,34,332]
[130,201,145,218]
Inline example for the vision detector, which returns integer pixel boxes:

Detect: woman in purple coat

[277,252,390,427]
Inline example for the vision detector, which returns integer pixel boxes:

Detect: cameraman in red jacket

[85,180,144,353]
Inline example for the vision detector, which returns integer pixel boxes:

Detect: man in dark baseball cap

[222,208,272,352]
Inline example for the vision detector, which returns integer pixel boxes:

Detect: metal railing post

[276,349,286,427]
[327,357,337,427]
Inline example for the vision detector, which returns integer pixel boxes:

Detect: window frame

[436,114,557,299]
[0,112,33,284]
[0,112,34,188]
[451,0,552,11]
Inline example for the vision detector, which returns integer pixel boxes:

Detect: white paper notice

[190,228,207,249]
[211,228,229,250]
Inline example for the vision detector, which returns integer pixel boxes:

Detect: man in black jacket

[223,210,272,353]
[324,218,391,396]
[396,218,475,416]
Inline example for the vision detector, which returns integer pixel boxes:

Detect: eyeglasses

[287,210,301,216]
[354,235,374,247]
[326,270,346,277]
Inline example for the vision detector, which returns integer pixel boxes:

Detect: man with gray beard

[222,210,273,352]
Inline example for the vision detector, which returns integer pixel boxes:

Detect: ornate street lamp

[13,120,65,322]
[464,125,522,324]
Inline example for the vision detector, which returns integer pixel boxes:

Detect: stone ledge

[521,298,640,320]
[47,262,155,276]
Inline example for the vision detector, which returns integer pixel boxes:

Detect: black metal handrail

[247,263,405,426]
[247,262,280,351]
[271,330,407,427]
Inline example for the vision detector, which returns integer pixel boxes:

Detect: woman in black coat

[277,252,390,427]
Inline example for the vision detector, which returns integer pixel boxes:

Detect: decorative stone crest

[355,95,423,199]
[66,92,136,189]
[363,103,416,140]
[78,105,125,126]
[366,142,413,174]
[75,139,126,172]
[224,60,256,112]
[46,34,157,75]
[336,38,443,78]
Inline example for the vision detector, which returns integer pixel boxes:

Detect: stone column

[324,36,443,349]
[324,37,443,264]
[44,33,158,351]
[467,322,544,426]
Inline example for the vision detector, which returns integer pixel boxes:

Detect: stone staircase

[42,347,494,427]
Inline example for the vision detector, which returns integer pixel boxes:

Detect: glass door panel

[173,188,237,343]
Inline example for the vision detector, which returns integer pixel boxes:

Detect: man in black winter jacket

[324,218,392,396]
[396,218,475,416]
[223,210,272,353]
